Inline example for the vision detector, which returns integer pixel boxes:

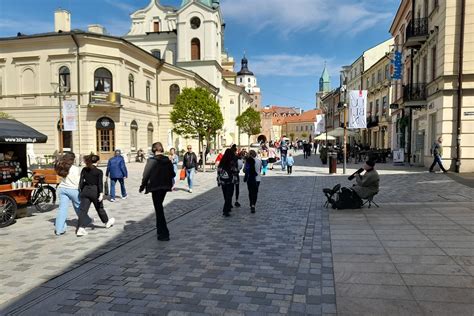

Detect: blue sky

[0,0,398,110]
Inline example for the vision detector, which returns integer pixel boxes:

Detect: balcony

[403,83,427,108]
[405,18,429,48]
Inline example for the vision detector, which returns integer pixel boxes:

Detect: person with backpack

[77,155,115,237]
[217,149,238,217]
[105,149,128,202]
[139,142,176,241]
[244,150,262,213]
[429,137,448,173]
[182,145,198,193]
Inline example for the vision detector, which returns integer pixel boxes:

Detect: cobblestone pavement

[1,153,473,315]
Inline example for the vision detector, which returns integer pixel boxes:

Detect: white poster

[349,90,367,129]
[315,114,325,134]
[62,100,77,131]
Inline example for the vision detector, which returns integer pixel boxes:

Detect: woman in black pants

[77,155,114,236]
[244,150,262,213]
[217,149,238,217]
[140,142,175,241]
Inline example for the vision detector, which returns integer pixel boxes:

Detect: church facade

[124,0,254,147]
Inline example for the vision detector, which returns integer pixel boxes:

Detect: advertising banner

[348,90,367,129]
[315,114,325,134]
[62,100,77,131]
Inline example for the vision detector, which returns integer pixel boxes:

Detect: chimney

[88,24,106,35]
[55,9,71,32]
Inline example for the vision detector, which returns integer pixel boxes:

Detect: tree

[289,133,295,141]
[301,132,308,139]
[0,112,12,119]
[235,107,261,146]
[170,87,223,150]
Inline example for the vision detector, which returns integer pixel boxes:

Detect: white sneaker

[121,195,128,200]
[105,218,115,229]
[110,198,115,202]
[189,189,193,193]
[76,227,88,237]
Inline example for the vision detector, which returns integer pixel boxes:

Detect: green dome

[181,0,213,7]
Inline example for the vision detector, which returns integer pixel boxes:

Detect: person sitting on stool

[352,160,380,201]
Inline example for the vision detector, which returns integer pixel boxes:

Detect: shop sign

[393,149,404,163]
[464,111,474,116]
[89,91,121,106]
[96,117,115,130]
[62,100,77,131]
[391,51,403,80]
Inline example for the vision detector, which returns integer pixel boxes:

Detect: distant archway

[257,135,267,144]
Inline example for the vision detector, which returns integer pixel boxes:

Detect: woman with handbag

[217,149,238,217]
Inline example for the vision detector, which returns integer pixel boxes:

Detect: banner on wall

[314,114,325,134]
[62,100,77,131]
[348,90,367,129]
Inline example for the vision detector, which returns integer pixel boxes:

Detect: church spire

[319,62,331,92]
[237,53,254,76]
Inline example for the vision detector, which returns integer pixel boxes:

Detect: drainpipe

[71,33,82,157]
[455,0,466,173]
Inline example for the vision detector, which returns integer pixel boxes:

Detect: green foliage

[0,112,12,119]
[235,107,261,137]
[170,87,223,145]
[301,132,308,138]
[289,133,295,141]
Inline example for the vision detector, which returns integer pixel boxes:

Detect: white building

[236,55,261,109]
[124,0,253,146]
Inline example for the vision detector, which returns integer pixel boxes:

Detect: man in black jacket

[182,145,198,193]
[139,142,175,241]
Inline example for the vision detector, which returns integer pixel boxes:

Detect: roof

[283,109,322,124]
[0,119,48,144]
[320,64,330,82]
[262,106,300,115]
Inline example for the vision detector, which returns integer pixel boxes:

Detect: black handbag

[104,179,109,196]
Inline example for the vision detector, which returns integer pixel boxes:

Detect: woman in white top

[54,153,91,235]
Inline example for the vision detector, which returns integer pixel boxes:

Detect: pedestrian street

[1,154,474,315]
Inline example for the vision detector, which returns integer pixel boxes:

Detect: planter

[11,182,17,189]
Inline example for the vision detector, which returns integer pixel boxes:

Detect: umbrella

[327,127,360,138]
[314,133,336,141]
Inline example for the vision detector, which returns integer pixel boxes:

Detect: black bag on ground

[334,187,362,209]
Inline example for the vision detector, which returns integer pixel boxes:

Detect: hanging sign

[348,90,367,129]
[315,114,325,134]
[391,51,403,80]
[62,100,77,131]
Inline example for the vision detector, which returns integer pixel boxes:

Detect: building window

[383,96,388,115]
[369,101,373,115]
[147,123,154,148]
[366,78,370,89]
[59,66,71,92]
[431,45,437,81]
[239,78,242,83]
[152,49,161,59]
[130,120,138,151]
[190,17,201,29]
[153,21,160,32]
[376,99,380,116]
[384,65,390,80]
[128,74,135,98]
[94,68,112,92]
[146,81,151,102]
[169,84,180,104]
[372,73,376,86]
[191,38,201,60]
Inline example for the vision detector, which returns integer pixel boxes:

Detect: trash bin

[329,152,337,174]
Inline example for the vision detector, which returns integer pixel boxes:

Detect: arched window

[152,49,161,60]
[147,123,154,148]
[169,84,180,104]
[59,66,71,92]
[94,68,112,92]
[130,120,138,151]
[128,74,135,98]
[146,81,151,102]
[191,38,201,60]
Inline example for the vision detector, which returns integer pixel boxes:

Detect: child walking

[287,153,295,175]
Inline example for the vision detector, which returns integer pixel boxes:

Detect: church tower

[316,63,331,108]
[237,55,261,109]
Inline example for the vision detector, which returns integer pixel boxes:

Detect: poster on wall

[348,90,367,129]
[315,114,325,134]
[62,100,77,131]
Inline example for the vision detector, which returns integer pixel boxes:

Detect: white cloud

[104,0,136,14]
[246,53,343,78]
[221,0,393,36]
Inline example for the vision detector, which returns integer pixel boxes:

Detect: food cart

[0,119,58,227]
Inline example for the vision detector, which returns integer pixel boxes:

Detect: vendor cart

[0,119,57,227]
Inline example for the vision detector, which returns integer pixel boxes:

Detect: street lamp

[340,85,348,175]
[51,82,68,154]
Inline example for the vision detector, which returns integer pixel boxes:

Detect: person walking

[183,145,198,193]
[139,142,175,241]
[54,152,92,235]
[429,137,448,173]
[231,145,243,208]
[279,141,288,171]
[268,145,277,170]
[77,155,115,237]
[106,149,128,202]
[169,148,179,190]
[260,148,269,175]
[217,149,238,217]
[244,150,262,213]
[287,153,295,175]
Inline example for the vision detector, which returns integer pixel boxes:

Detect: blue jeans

[281,155,287,170]
[110,178,127,199]
[429,155,447,172]
[186,168,195,189]
[55,188,82,234]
